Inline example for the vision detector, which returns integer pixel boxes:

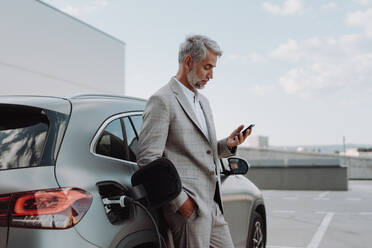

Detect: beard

[186,68,207,90]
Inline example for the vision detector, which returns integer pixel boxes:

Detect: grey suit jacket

[137,77,235,217]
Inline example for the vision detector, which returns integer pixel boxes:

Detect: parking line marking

[346,198,361,201]
[307,212,334,248]
[267,246,304,248]
[313,198,330,200]
[318,191,330,198]
[359,212,372,215]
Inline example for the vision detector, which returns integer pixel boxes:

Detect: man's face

[187,49,217,90]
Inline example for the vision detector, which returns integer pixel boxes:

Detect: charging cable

[103,195,166,248]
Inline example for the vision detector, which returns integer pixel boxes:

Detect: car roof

[68,94,147,115]
[0,95,71,115]
[69,94,146,102]
[0,94,147,115]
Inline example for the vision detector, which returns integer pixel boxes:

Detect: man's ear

[184,55,193,72]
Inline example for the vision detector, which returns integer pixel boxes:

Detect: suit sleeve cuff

[229,145,237,154]
[169,190,188,212]
[218,138,237,158]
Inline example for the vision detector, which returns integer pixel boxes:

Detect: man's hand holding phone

[227,124,255,149]
[242,124,255,136]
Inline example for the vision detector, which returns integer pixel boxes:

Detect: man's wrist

[178,197,195,218]
[170,190,188,212]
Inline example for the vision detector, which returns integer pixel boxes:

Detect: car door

[56,112,157,248]
[220,159,252,247]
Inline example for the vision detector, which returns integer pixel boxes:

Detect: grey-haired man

[137,35,251,248]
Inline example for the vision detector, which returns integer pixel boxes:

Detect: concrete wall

[246,166,348,190]
[0,0,125,96]
[238,147,342,161]
[237,147,372,179]
[236,147,372,190]
[343,156,372,179]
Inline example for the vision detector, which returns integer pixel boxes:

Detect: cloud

[248,53,266,64]
[352,0,370,6]
[94,0,109,7]
[226,52,266,64]
[270,38,300,61]
[270,34,372,97]
[248,84,277,96]
[226,53,241,60]
[262,0,305,16]
[270,34,367,62]
[280,54,372,97]
[321,2,337,10]
[347,8,372,37]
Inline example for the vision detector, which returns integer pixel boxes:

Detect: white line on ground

[317,211,372,216]
[306,212,334,248]
[272,210,296,214]
[359,212,372,215]
[318,191,330,198]
[267,246,304,248]
[346,198,362,201]
[313,198,330,200]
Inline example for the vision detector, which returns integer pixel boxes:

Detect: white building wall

[246,135,269,148]
[0,0,125,96]
[343,148,372,158]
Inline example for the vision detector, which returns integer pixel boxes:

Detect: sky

[21,0,372,146]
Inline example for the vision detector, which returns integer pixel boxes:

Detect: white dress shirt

[174,77,210,141]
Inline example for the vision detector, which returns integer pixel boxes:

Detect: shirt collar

[174,76,199,102]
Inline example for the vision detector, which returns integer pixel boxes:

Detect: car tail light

[0,188,92,229]
[0,195,10,227]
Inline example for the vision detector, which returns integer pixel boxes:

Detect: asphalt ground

[262,180,372,248]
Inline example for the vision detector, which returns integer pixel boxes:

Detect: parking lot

[263,180,372,248]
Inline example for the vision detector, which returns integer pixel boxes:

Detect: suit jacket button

[207,150,212,155]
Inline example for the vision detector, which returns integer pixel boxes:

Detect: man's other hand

[227,124,252,149]
[178,197,196,218]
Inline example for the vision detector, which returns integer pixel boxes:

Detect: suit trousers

[163,201,234,248]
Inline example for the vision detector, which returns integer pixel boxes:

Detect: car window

[122,117,138,162]
[129,115,142,136]
[0,106,49,170]
[104,118,123,140]
[96,119,128,161]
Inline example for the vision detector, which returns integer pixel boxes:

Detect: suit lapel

[170,78,211,144]
[199,97,217,149]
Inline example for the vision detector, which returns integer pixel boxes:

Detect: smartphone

[242,124,255,136]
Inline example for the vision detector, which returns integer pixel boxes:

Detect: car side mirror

[227,157,249,175]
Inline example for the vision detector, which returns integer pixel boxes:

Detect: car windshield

[0,105,49,170]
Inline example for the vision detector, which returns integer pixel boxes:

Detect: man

[137,35,251,248]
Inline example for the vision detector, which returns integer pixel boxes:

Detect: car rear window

[0,105,49,170]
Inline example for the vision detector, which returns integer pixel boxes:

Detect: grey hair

[178,35,222,65]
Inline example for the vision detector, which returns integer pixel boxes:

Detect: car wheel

[248,212,266,248]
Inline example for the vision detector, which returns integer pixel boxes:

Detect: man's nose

[208,70,213,79]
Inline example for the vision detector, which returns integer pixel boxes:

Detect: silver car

[0,94,266,248]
